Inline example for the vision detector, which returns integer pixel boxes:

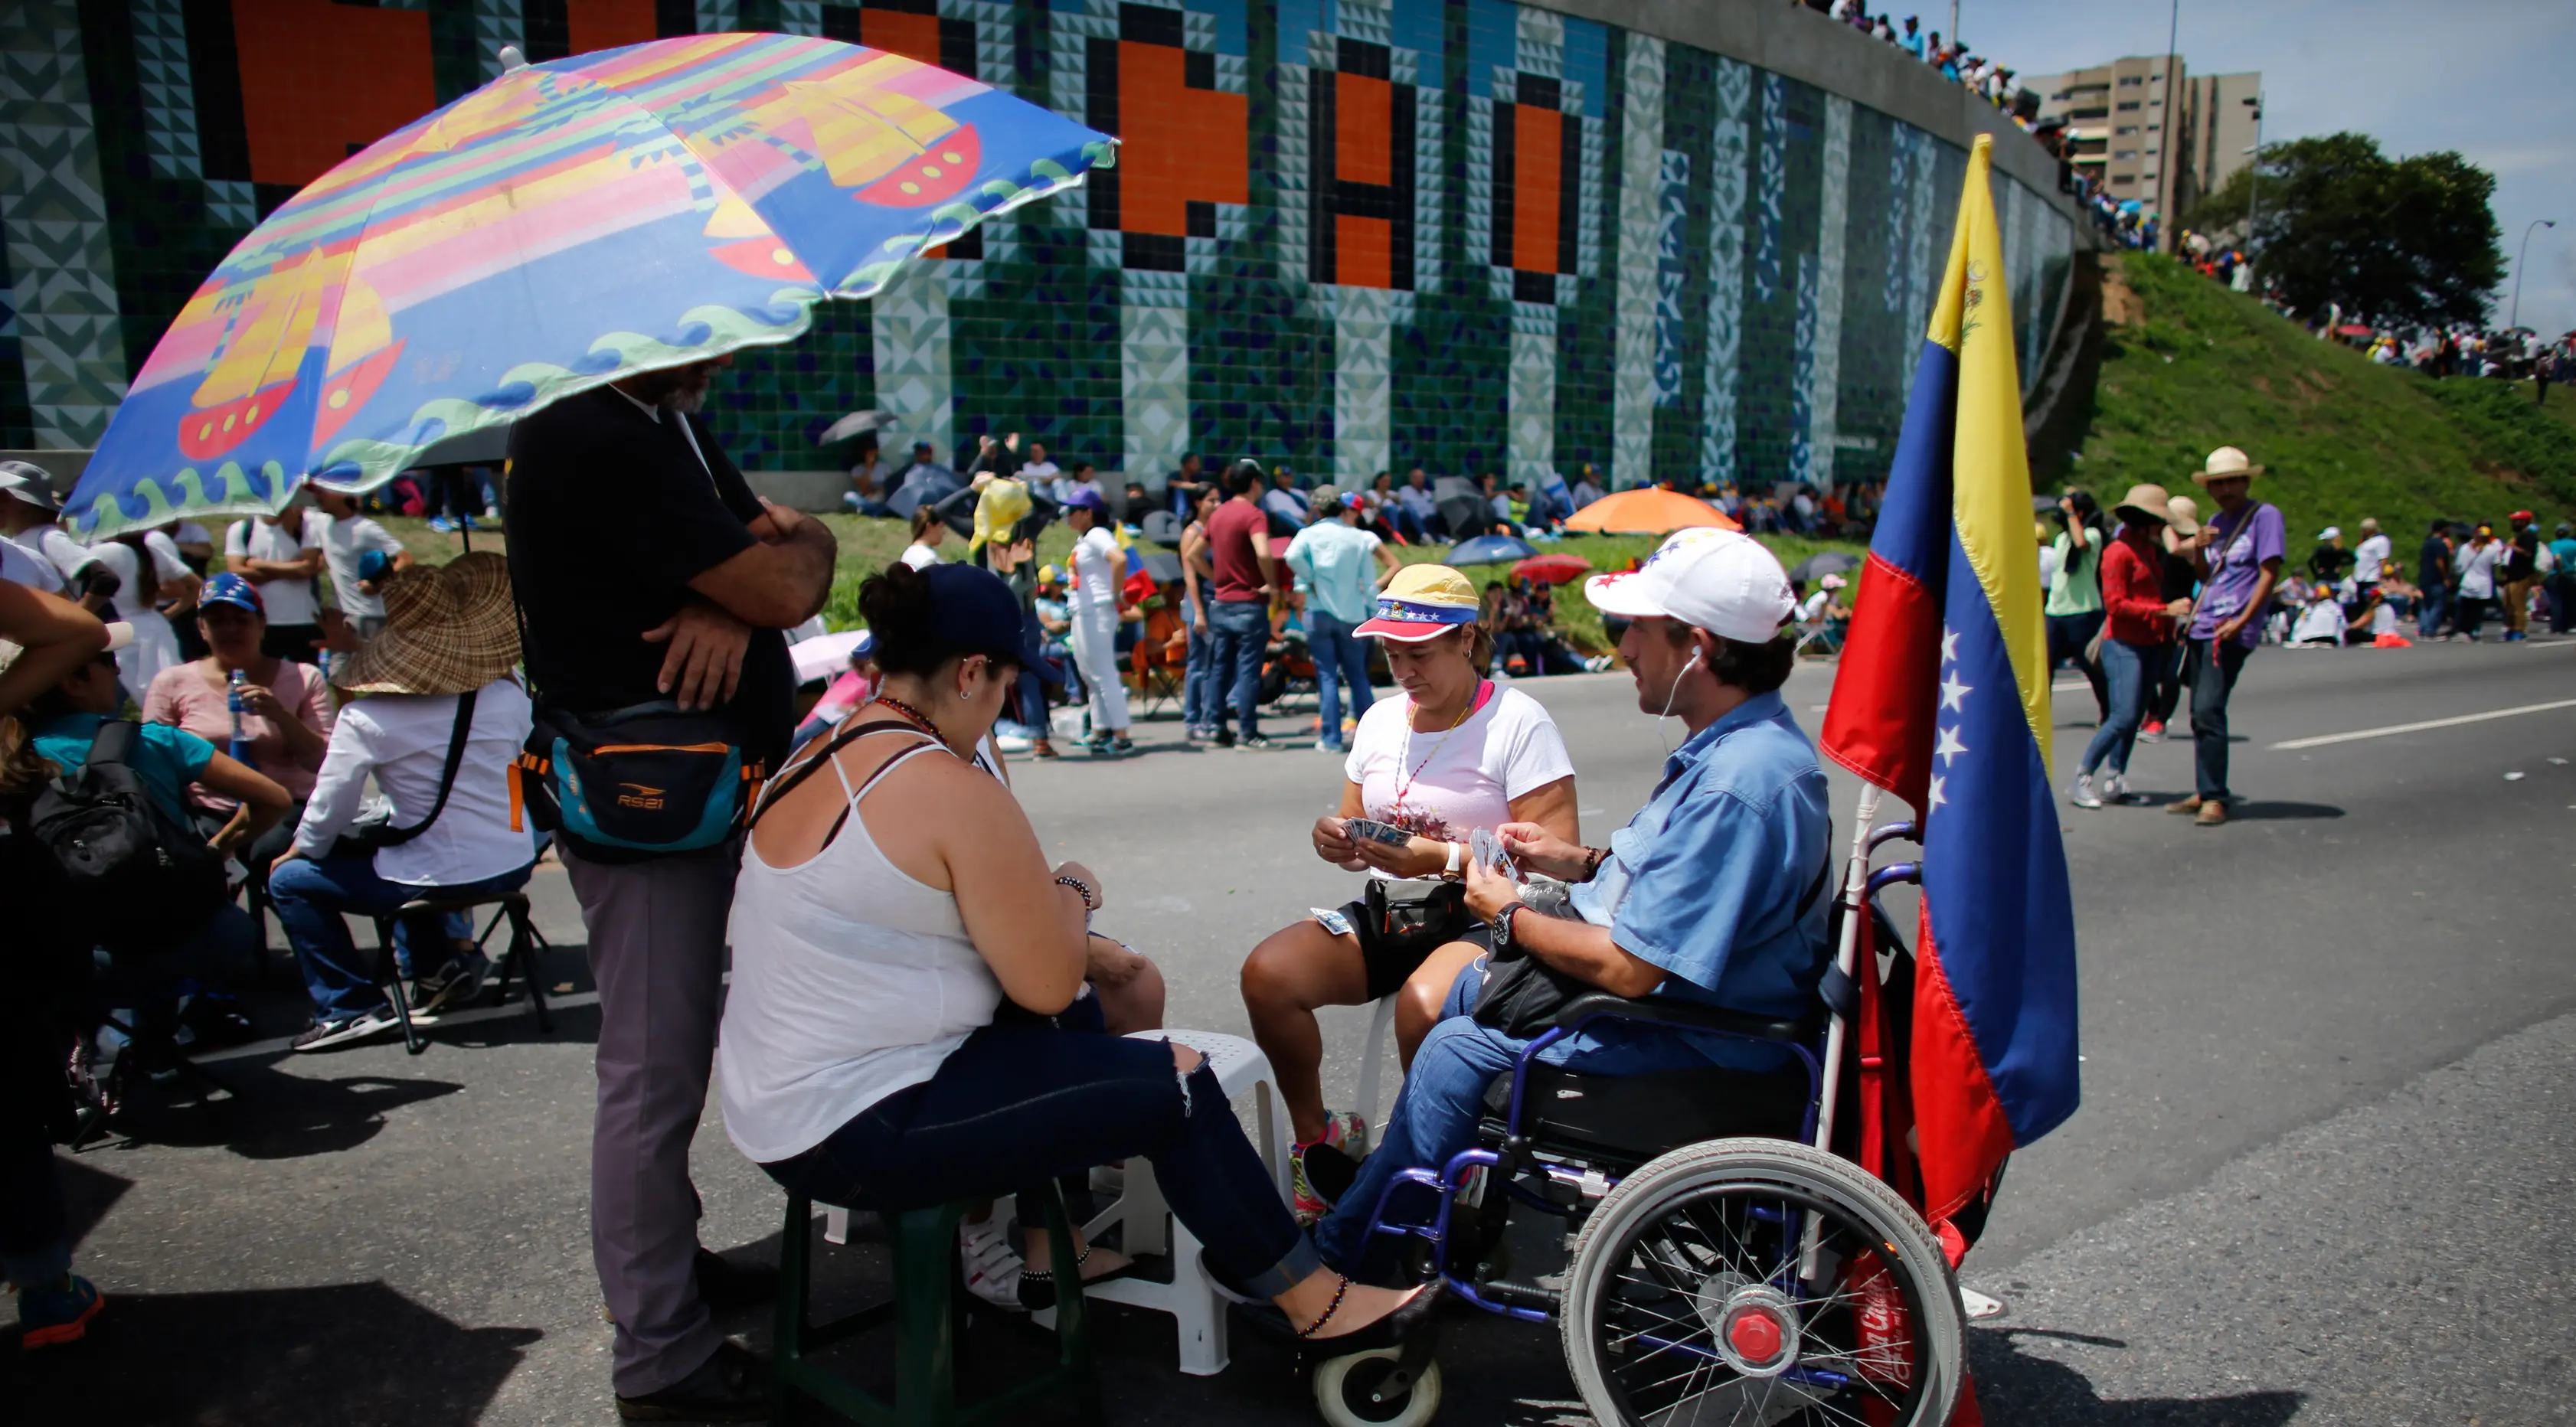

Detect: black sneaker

[1241,734,1274,750]
[292,1008,400,1053]
[1213,730,1237,748]
[616,1341,770,1422]
[414,952,492,1017]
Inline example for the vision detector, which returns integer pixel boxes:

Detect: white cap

[0,459,61,513]
[1583,529,1797,643]
[2317,526,2341,540]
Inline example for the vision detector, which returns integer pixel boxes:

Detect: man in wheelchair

[1313,529,1828,1275]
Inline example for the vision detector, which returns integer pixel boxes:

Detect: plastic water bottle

[227,668,250,764]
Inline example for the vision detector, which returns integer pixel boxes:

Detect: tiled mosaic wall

[1,0,2076,490]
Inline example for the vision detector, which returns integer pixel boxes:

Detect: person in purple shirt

[2172,447,2283,828]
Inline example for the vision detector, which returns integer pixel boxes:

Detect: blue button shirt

[1566,690,1832,1069]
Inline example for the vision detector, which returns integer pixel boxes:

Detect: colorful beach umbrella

[68,34,1113,539]
[1563,486,1741,536]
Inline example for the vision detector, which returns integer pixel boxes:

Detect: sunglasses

[1603,615,1634,644]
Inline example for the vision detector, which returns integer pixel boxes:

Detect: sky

[1949,0,2575,336]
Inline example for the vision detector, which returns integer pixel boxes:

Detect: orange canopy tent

[1564,487,1741,535]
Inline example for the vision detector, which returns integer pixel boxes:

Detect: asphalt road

[12,632,2575,1425]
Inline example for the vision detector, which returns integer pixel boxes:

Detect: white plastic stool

[1350,995,1400,1142]
[1035,1027,1289,1375]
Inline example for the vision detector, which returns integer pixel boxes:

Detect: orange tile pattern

[1114,40,1247,237]
[231,0,436,188]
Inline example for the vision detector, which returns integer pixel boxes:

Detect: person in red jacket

[2071,484,2195,808]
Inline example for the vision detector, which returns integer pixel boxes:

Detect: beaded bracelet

[1054,874,1098,912]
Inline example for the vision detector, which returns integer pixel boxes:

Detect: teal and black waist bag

[512,702,766,864]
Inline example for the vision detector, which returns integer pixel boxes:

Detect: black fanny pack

[513,701,766,864]
[1362,878,1471,957]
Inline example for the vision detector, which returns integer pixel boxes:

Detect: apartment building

[2026,54,2260,243]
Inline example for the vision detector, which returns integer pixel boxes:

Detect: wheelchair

[1316,821,1965,1427]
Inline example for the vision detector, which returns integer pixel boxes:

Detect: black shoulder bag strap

[83,717,141,776]
[370,691,480,847]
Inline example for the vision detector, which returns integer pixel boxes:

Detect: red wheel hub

[1727,1308,1785,1363]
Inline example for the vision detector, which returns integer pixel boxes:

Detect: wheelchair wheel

[1561,1138,1963,1427]
[1313,1347,1443,1427]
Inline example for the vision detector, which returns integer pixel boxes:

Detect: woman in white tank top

[718,561,1435,1353]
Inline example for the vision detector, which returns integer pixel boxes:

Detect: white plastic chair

[1034,1027,1291,1375]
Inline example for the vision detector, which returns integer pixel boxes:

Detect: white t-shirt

[1070,526,1123,612]
[899,541,942,570]
[2455,540,2500,599]
[291,680,538,887]
[226,517,324,625]
[2352,533,2391,584]
[172,521,212,552]
[86,533,193,622]
[0,532,63,592]
[33,525,96,586]
[314,511,407,619]
[1342,683,1574,869]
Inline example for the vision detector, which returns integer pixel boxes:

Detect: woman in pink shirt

[144,572,332,880]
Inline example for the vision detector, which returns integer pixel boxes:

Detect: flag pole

[1802,782,1883,1282]
[1812,782,1882,1157]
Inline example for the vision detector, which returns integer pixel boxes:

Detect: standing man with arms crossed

[1205,459,1283,749]
[224,501,327,660]
[507,355,837,1421]
[2169,447,2282,829]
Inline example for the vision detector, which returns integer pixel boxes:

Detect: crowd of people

[2039,447,2570,823]
[1799,1,2034,116]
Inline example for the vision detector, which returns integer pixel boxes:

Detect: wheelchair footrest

[1473,1277,1561,1314]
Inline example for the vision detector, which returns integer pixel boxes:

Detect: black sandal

[1296,1279,1443,1359]
[1015,1239,1142,1312]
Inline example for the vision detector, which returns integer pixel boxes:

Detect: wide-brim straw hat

[2162,495,2201,535]
[2190,446,2264,485]
[2112,482,2176,527]
[334,552,521,696]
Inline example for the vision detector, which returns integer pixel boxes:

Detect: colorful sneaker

[956,1213,1025,1312]
[15,1272,103,1348]
[291,1007,399,1053]
[2137,720,2165,743]
[1289,1112,1371,1222]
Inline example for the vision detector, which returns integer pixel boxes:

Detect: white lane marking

[2270,697,2576,749]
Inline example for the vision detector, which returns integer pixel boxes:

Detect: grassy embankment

[2071,254,2576,540]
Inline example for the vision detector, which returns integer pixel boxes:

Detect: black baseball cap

[924,563,1061,684]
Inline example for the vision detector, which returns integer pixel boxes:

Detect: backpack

[25,720,229,955]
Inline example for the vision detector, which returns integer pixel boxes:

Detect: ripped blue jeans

[760,1016,1320,1298]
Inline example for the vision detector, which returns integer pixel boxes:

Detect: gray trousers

[561,842,737,1397]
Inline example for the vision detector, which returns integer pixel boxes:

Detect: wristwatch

[1493,902,1522,952]
[1441,840,1465,882]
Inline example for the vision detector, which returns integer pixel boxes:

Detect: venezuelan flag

[1821,136,2081,1221]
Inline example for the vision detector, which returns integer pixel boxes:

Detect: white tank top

[718,730,1002,1164]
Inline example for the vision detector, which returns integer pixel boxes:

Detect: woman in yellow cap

[1238,563,1581,1222]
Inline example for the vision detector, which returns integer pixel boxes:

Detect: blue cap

[923,563,1061,684]
[1061,486,1108,514]
[200,571,265,616]
[357,549,395,584]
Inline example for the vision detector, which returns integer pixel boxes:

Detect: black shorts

[1328,897,1496,1002]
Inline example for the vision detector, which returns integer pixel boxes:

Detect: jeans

[0,1119,68,1288]
[2550,573,2576,635]
[762,1020,1322,1299]
[1314,962,1720,1278]
[270,852,534,1021]
[1180,606,1219,729]
[2416,581,2450,639]
[92,903,262,1049]
[1384,506,1427,544]
[2146,641,2184,727]
[1306,610,1375,747]
[2183,637,2252,802]
[2078,638,2153,776]
[2044,609,2108,720]
[1208,598,1269,740]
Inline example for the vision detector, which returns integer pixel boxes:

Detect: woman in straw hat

[266,553,540,1051]
[2069,486,2195,808]
[2172,446,2284,828]
[2139,494,2200,741]
[1237,563,1581,1222]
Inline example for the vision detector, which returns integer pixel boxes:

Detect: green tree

[2186,132,2502,330]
